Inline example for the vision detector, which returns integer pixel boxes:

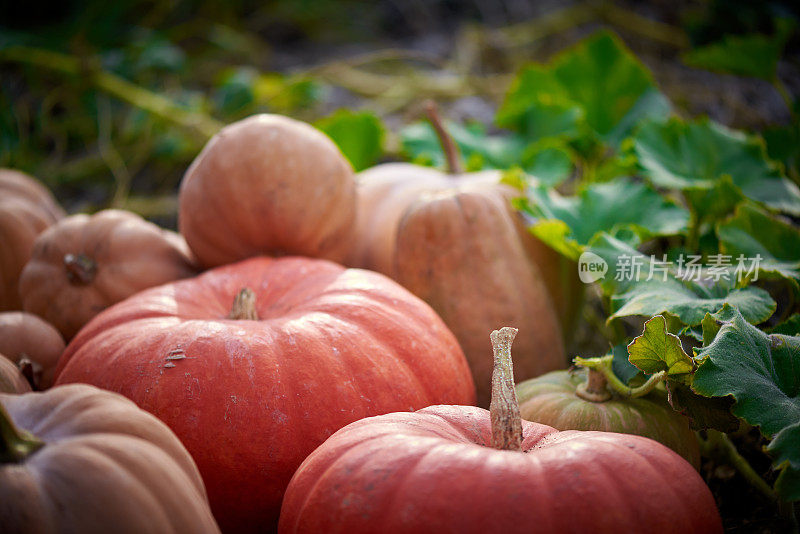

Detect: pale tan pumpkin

[0,355,31,394]
[0,312,65,389]
[19,209,198,339]
[179,114,356,268]
[349,163,576,405]
[0,169,65,311]
[0,384,220,533]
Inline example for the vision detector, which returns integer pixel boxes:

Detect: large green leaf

[717,203,800,293]
[515,178,688,260]
[315,109,385,171]
[497,30,668,144]
[634,117,800,215]
[693,304,800,500]
[587,233,777,326]
[628,315,694,378]
[683,19,794,81]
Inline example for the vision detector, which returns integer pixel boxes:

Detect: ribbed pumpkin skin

[279,405,722,534]
[0,384,220,533]
[349,163,576,405]
[0,312,65,389]
[55,256,475,533]
[0,169,64,311]
[20,209,198,339]
[178,114,356,268]
[0,355,31,393]
[517,370,701,468]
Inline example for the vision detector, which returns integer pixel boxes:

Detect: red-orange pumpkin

[279,328,722,534]
[55,256,475,533]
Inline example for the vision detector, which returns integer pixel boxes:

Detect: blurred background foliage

[1,0,798,223]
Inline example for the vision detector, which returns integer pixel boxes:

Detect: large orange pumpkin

[20,209,198,339]
[279,328,722,534]
[178,114,356,268]
[0,384,220,533]
[55,256,475,533]
[0,169,64,311]
[348,162,576,405]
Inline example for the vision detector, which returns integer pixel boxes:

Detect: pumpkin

[178,114,356,268]
[0,355,31,394]
[348,161,573,405]
[0,169,65,311]
[0,384,220,533]
[55,256,475,533]
[516,369,701,468]
[0,312,65,389]
[279,328,722,534]
[19,209,198,339]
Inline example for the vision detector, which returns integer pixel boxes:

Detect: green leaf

[717,203,800,294]
[665,381,740,432]
[768,422,800,501]
[634,117,800,215]
[692,305,800,500]
[400,121,527,171]
[610,342,641,385]
[520,139,574,187]
[769,314,800,336]
[516,178,689,260]
[683,19,794,80]
[628,315,695,378]
[315,109,385,172]
[497,30,668,144]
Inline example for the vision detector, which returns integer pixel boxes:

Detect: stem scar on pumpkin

[228,287,259,320]
[489,326,523,452]
[63,253,97,285]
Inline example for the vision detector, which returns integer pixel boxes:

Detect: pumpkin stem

[17,356,43,391]
[576,368,612,402]
[573,355,668,400]
[228,287,259,320]
[489,327,523,452]
[64,253,97,285]
[0,400,44,464]
[424,100,463,175]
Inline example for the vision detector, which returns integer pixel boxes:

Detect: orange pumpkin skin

[20,209,198,339]
[55,256,475,533]
[0,384,220,533]
[349,163,574,405]
[0,169,64,311]
[0,312,65,389]
[178,114,356,268]
[279,405,722,534]
[517,370,701,468]
[0,355,31,393]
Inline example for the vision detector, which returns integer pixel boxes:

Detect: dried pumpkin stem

[576,368,612,402]
[228,287,259,321]
[0,401,44,464]
[424,100,463,175]
[489,327,522,452]
[64,253,97,285]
